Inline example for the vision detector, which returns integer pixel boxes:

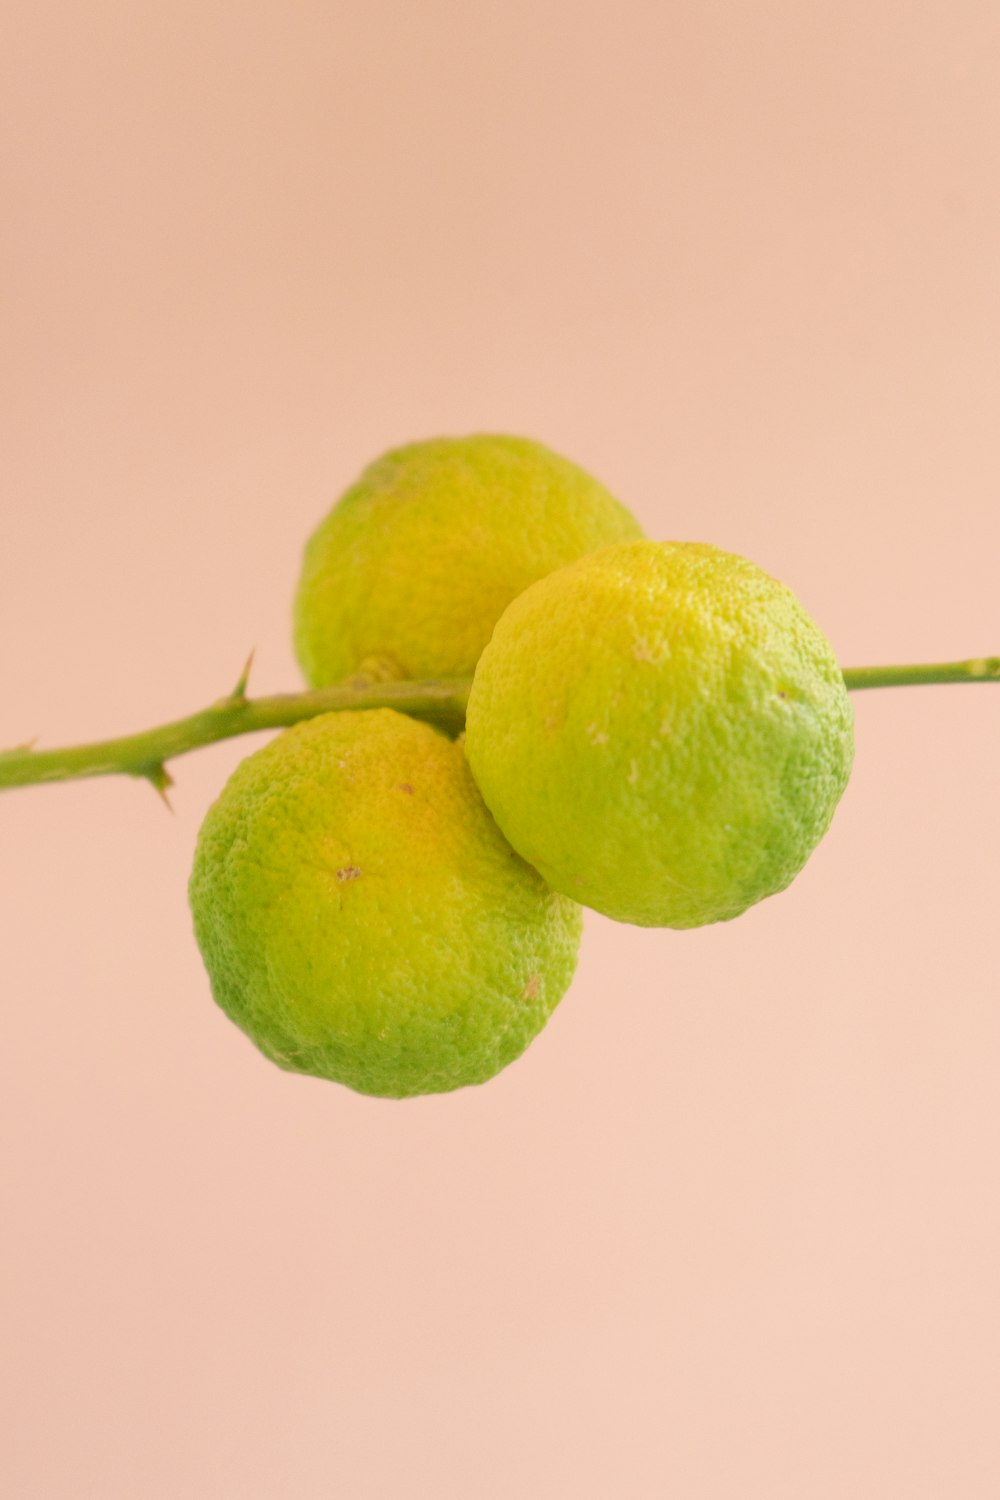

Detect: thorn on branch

[144,762,175,812]
[0,735,39,756]
[231,649,256,701]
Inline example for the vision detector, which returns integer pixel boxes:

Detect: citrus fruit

[464,540,854,928]
[293,434,643,685]
[189,709,582,1097]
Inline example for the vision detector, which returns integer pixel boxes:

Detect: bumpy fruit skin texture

[293,434,643,685]
[465,541,855,929]
[189,710,582,1098]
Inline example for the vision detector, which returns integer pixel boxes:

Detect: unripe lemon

[189,710,582,1097]
[464,540,854,928]
[293,434,643,684]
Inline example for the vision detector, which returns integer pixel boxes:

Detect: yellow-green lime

[464,540,854,928]
[189,709,582,1097]
[293,434,643,685]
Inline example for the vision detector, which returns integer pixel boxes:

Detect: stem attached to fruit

[0,655,995,796]
[0,674,471,797]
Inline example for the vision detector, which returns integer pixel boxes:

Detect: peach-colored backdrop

[2,3,998,1496]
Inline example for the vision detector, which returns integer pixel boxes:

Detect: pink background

[2,3,998,1495]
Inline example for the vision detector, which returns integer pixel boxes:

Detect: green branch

[840,656,1000,691]
[0,656,995,796]
[0,672,470,797]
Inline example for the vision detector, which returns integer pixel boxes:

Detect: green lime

[293,434,643,685]
[189,709,582,1097]
[464,540,854,928]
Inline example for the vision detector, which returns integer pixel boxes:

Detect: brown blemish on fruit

[336,866,362,882]
[398,782,414,794]
[523,973,540,1000]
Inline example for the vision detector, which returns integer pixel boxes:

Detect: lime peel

[464,540,855,928]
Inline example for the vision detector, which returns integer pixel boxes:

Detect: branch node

[347,654,404,689]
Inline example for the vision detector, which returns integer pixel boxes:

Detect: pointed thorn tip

[144,762,175,810]
[232,648,256,700]
[153,783,174,813]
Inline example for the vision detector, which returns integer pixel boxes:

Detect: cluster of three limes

[190,436,853,1097]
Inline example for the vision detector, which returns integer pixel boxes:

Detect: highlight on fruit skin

[292,433,644,685]
[464,539,855,929]
[188,709,583,1098]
